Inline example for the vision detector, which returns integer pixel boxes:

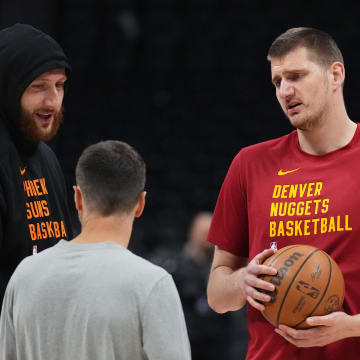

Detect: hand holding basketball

[275,311,353,347]
[239,248,278,311]
[260,244,345,329]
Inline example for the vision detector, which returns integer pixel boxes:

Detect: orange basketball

[260,244,345,329]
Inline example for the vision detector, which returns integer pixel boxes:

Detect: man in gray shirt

[0,140,191,360]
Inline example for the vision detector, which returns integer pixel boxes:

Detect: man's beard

[288,105,326,132]
[289,77,329,131]
[19,106,63,143]
[285,97,328,131]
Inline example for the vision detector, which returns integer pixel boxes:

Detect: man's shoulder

[241,131,295,156]
[126,250,170,279]
[35,142,63,175]
[98,247,172,297]
[37,141,57,159]
[13,242,60,271]
[230,131,296,166]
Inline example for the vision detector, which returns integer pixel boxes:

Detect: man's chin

[287,114,309,130]
[290,118,318,132]
[22,125,58,143]
[37,127,56,142]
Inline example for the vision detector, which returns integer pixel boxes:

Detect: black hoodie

[0,24,73,306]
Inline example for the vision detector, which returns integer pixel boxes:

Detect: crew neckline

[293,122,359,159]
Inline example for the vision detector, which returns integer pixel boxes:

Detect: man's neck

[297,107,356,155]
[72,213,134,248]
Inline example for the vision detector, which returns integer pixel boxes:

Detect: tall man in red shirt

[207,27,360,359]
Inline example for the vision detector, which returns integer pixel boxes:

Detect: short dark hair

[267,27,343,67]
[76,140,146,216]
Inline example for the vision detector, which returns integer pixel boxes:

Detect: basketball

[260,244,345,329]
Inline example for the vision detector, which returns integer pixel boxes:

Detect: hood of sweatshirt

[0,23,71,153]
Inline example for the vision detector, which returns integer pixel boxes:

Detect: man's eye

[274,80,281,88]
[56,82,65,89]
[32,84,44,89]
[291,74,301,81]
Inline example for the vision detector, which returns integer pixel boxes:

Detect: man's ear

[135,191,146,218]
[330,61,345,90]
[73,185,83,212]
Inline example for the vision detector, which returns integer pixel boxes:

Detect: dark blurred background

[2,1,360,358]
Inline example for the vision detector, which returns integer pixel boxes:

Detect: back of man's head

[267,27,343,68]
[76,140,146,216]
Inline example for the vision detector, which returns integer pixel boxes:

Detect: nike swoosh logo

[277,168,299,176]
[20,167,27,175]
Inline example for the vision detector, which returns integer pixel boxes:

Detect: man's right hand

[207,246,277,313]
[238,248,278,311]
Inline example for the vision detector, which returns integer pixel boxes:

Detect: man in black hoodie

[0,23,73,308]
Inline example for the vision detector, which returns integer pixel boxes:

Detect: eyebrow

[34,76,67,82]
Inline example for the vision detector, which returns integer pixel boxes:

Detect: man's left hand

[274,312,353,347]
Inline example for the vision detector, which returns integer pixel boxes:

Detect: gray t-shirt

[0,240,191,360]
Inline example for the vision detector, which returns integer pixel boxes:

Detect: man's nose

[43,87,63,108]
[279,80,294,99]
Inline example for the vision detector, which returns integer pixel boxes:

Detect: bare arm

[207,245,277,314]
